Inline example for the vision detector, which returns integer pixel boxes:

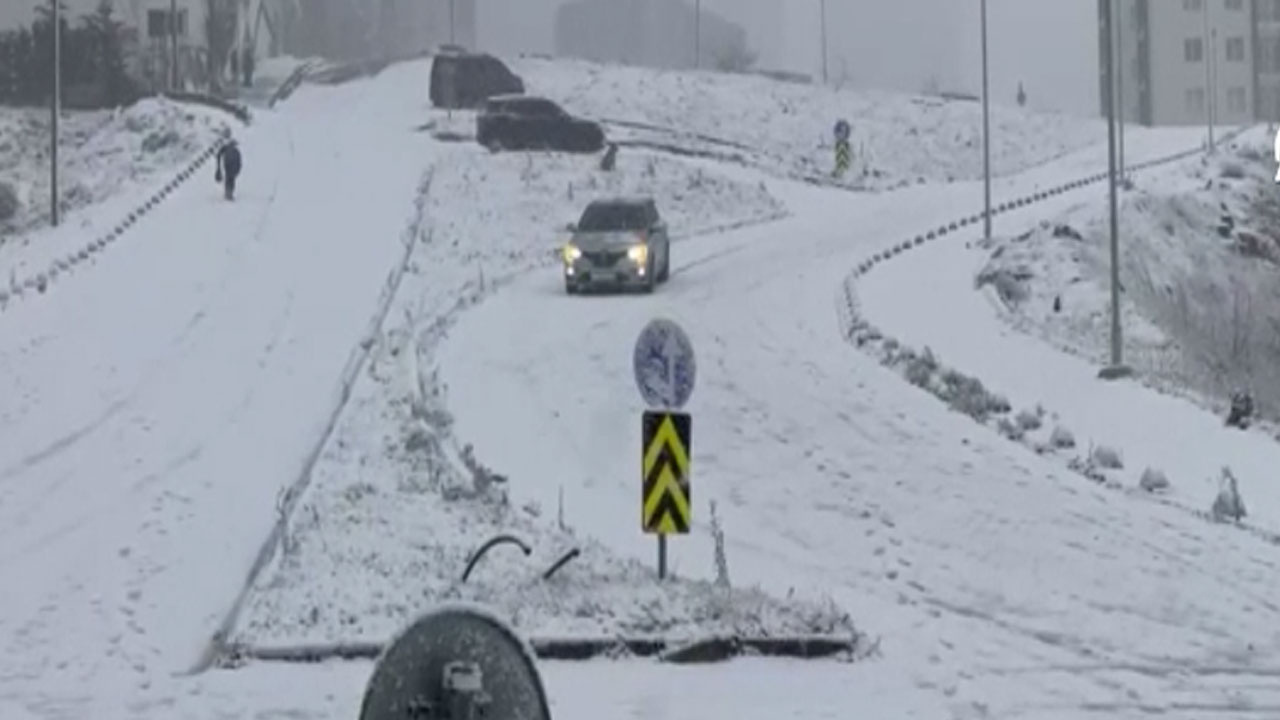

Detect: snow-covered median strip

[228,145,857,653]
[843,126,1280,543]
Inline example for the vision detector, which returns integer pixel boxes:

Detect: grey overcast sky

[478,0,1099,117]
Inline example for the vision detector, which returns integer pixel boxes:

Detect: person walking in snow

[215,136,242,201]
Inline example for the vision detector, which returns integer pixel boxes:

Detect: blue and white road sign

[633,318,696,410]
[834,119,851,142]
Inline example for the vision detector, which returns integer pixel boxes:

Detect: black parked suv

[475,95,606,154]
[430,51,524,109]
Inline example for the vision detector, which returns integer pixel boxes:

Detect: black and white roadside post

[1099,0,1130,380]
[634,318,696,581]
[980,0,992,240]
[50,0,60,227]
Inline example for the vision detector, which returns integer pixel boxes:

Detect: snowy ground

[0,99,227,245]
[510,55,1116,190]
[432,128,1280,718]
[970,126,1280,419]
[5,51,1279,720]
[228,142,855,648]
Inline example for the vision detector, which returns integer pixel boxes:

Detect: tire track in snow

[193,168,436,673]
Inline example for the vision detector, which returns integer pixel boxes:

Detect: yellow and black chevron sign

[834,140,851,175]
[642,410,692,534]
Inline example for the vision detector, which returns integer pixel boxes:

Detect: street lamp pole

[1203,0,1215,151]
[169,0,178,90]
[450,0,456,45]
[694,0,701,68]
[980,0,992,239]
[1115,0,1126,179]
[1101,0,1127,377]
[819,0,828,84]
[50,0,59,227]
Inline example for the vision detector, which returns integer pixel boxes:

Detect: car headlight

[562,244,582,263]
[627,244,648,265]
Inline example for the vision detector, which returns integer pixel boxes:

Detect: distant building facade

[553,0,750,71]
[1101,0,1278,126]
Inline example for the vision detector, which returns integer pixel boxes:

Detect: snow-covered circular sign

[633,317,696,410]
[834,119,851,142]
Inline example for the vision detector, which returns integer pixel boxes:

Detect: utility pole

[819,0,828,84]
[694,0,701,68]
[50,0,60,227]
[1115,0,1125,179]
[450,0,456,45]
[1202,0,1215,152]
[1100,0,1128,379]
[169,0,178,90]
[980,0,992,239]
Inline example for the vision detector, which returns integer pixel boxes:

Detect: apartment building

[1101,0,1261,126]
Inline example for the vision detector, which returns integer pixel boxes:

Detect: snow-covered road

[437,130,1280,717]
[0,61,435,712]
[3,52,1277,720]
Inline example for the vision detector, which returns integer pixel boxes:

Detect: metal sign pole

[50,0,60,227]
[980,0,992,239]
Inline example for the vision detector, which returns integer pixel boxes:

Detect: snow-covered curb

[836,127,1280,544]
[0,136,232,312]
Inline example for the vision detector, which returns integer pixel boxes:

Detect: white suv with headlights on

[561,197,671,294]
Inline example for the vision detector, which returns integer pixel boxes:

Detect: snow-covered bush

[1049,425,1076,448]
[1091,444,1123,469]
[709,500,730,589]
[0,181,17,222]
[1015,407,1043,431]
[1139,467,1170,492]
[1210,466,1246,522]
[996,417,1024,441]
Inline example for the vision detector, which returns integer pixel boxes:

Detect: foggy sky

[0,0,1100,116]
[478,0,1098,117]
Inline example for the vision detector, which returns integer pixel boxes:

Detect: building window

[1226,36,1245,61]
[1186,87,1206,113]
[1183,0,1202,10]
[1225,0,1243,9]
[1185,37,1204,62]
[146,8,187,38]
[1227,86,1247,112]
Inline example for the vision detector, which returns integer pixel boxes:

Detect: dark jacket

[217,142,242,178]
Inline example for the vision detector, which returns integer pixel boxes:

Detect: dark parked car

[430,51,524,109]
[561,197,671,294]
[476,95,606,154]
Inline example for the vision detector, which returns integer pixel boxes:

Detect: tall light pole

[449,0,456,45]
[1100,0,1127,378]
[1115,0,1125,179]
[1202,0,1215,152]
[50,0,60,227]
[694,0,701,68]
[980,0,992,239]
[169,0,180,90]
[819,0,828,84]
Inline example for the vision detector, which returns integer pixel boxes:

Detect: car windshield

[577,203,649,231]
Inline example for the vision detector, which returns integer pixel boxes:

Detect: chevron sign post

[633,318,696,580]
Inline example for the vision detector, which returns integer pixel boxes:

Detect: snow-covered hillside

[511,55,1115,190]
[0,99,227,241]
[974,127,1280,419]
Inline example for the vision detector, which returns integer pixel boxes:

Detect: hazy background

[0,0,1100,116]
[479,0,1099,116]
